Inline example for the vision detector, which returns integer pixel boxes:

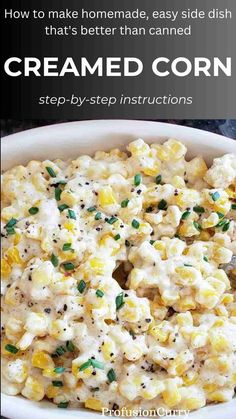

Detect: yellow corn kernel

[148,323,169,343]
[225,186,236,199]
[72,361,93,378]
[203,383,218,393]
[4,284,20,307]
[46,384,60,399]
[89,257,106,275]
[63,221,75,232]
[214,270,230,290]
[182,371,198,386]
[153,144,169,161]
[165,139,187,160]
[101,340,116,361]
[207,390,229,403]
[188,156,208,178]
[198,231,211,241]
[128,139,150,156]
[182,397,206,410]
[5,247,22,265]
[5,318,23,341]
[1,259,11,277]
[175,266,200,285]
[162,381,181,407]
[85,398,102,411]
[215,305,228,317]
[172,176,186,188]
[22,376,45,401]
[14,233,21,246]
[202,213,219,229]
[176,296,196,311]
[98,187,116,207]
[32,352,54,370]
[99,233,112,246]
[209,333,230,352]
[154,241,167,259]
[142,380,165,400]
[43,368,58,379]
[60,190,78,206]
[176,312,193,326]
[196,288,218,309]
[142,162,160,176]
[191,331,208,348]
[221,293,233,305]
[129,268,144,289]
[231,373,236,385]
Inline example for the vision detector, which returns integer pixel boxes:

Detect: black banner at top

[1,0,236,119]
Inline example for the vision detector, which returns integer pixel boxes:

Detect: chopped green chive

[158,199,167,210]
[107,368,117,383]
[210,191,220,201]
[216,219,229,229]
[132,219,140,229]
[51,253,59,267]
[231,203,236,210]
[66,341,75,352]
[95,212,102,220]
[134,173,142,186]
[181,211,191,220]
[6,227,16,235]
[203,256,209,262]
[28,207,39,215]
[58,401,69,408]
[90,359,104,369]
[77,280,86,294]
[62,262,75,271]
[107,216,118,225]
[149,240,155,245]
[125,240,130,247]
[96,289,104,298]
[54,367,65,373]
[87,206,96,212]
[58,204,69,212]
[55,346,66,356]
[217,212,225,219]
[145,206,153,213]
[57,180,67,185]
[116,292,125,310]
[5,344,19,354]
[62,243,72,251]
[6,218,17,228]
[46,166,57,178]
[114,234,121,241]
[222,220,230,232]
[68,209,76,220]
[193,206,205,214]
[121,198,129,208]
[155,174,162,185]
[79,360,92,371]
[55,187,62,201]
[52,380,63,387]
[184,263,193,267]
[193,221,202,231]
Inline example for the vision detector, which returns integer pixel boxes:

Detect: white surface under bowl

[1,120,236,419]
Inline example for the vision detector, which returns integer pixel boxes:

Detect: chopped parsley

[52,380,63,387]
[57,401,69,408]
[134,173,142,186]
[96,289,104,298]
[5,344,19,354]
[155,174,162,184]
[116,292,125,310]
[51,253,59,267]
[181,211,191,220]
[107,216,118,225]
[77,280,86,294]
[193,206,205,214]
[95,212,102,220]
[107,368,117,383]
[193,221,202,231]
[210,191,220,201]
[55,187,62,201]
[158,199,167,210]
[62,262,75,271]
[54,367,65,373]
[46,166,57,178]
[132,219,140,229]
[58,204,69,212]
[121,198,129,208]
[66,341,75,352]
[62,243,72,251]
[68,209,76,220]
[28,207,39,215]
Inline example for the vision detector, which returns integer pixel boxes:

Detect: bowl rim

[1,119,236,419]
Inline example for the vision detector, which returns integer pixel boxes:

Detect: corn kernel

[32,352,54,370]
[1,259,11,277]
[85,398,102,411]
[21,376,45,401]
[98,187,116,207]
[162,381,181,407]
[5,247,22,265]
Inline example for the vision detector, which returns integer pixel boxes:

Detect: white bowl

[1,120,236,419]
